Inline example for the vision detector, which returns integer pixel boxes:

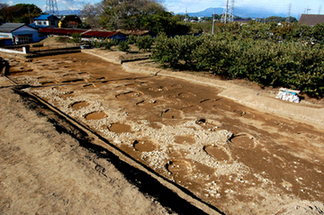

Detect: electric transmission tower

[286,3,291,23]
[221,0,235,24]
[46,0,59,16]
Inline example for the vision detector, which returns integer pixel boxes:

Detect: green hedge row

[151,33,324,97]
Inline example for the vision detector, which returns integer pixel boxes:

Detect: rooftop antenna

[306,5,311,14]
[319,5,322,14]
[46,0,59,16]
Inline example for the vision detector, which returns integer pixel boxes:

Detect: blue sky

[1,0,323,18]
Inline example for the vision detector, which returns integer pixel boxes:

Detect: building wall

[0,33,13,38]
[13,26,41,43]
[34,19,59,28]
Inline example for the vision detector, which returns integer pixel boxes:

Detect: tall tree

[100,0,165,30]
[79,2,105,28]
[0,3,42,24]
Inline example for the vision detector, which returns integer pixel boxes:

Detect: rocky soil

[0,49,324,214]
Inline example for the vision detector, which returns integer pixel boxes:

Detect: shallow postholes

[167,84,182,90]
[204,145,230,162]
[8,52,324,215]
[107,123,131,133]
[133,140,156,152]
[115,91,143,100]
[135,99,157,108]
[200,99,210,103]
[63,73,75,77]
[84,111,108,120]
[229,134,255,149]
[83,84,94,88]
[147,86,164,92]
[178,92,196,98]
[174,135,196,145]
[161,109,184,119]
[181,105,202,113]
[9,69,34,75]
[93,81,109,88]
[40,81,54,86]
[195,118,222,130]
[59,91,74,99]
[70,101,91,110]
[48,67,59,70]
[61,79,84,83]
[166,160,192,176]
[233,109,254,118]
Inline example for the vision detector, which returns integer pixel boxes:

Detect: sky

[0,0,323,18]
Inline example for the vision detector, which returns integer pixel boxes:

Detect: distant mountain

[58,10,81,16]
[180,7,288,19]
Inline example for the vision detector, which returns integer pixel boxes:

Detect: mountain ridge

[178,7,290,19]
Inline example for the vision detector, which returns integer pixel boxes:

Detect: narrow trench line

[12,86,225,215]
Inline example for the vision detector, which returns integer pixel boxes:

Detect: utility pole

[185,7,187,25]
[212,9,215,34]
[221,0,234,24]
[28,6,31,24]
[287,3,291,23]
[229,0,235,23]
[224,0,229,24]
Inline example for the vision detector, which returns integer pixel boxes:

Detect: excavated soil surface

[3,52,324,214]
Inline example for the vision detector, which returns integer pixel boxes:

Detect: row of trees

[0,3,42,24]
[80,0,190,35]
[150,22,324,97]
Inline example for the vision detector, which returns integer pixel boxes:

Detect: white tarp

[276,88,300,103]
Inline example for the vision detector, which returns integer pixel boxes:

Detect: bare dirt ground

[1,49,324,214]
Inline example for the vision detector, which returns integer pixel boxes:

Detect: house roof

[38,27,87,35]
[0,23,26,33]
[298,14,324,26]
[120,30,152,36]
[80,30,121,38]
[34,14,59,21]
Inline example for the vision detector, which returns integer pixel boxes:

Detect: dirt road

[1,50,324,214]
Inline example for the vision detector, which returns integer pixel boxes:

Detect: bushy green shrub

[151,33,324,97]
[71,33,81,43]
[128,35,137,44]
[118,41,130,52]
[135,35,154,51]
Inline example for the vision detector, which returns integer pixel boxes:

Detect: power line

[46,0,59,16]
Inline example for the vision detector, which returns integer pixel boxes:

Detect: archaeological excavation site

[1,48,324,215]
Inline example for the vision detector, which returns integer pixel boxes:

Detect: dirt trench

[1,51,324,214]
